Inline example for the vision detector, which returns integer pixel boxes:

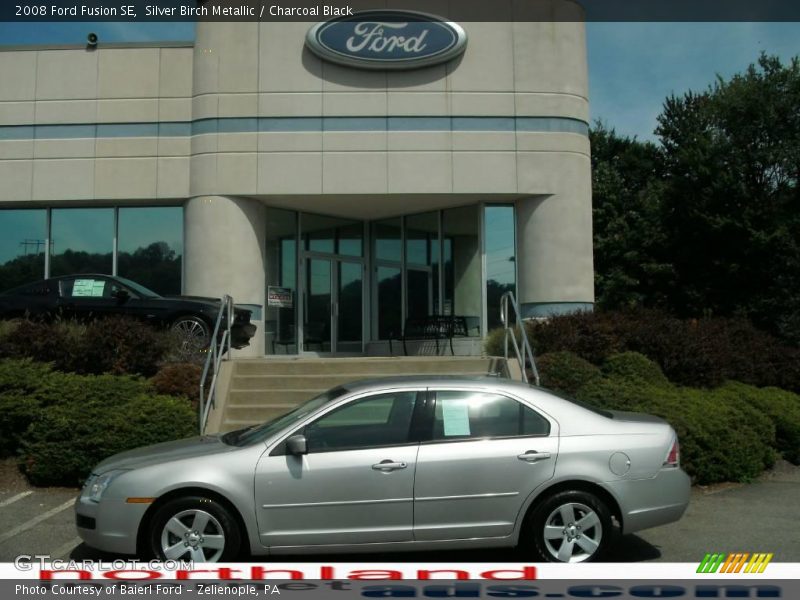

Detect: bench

[390,315,470,356]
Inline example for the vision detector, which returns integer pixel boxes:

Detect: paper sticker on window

[72,279,105,297]
[442,400,471,436]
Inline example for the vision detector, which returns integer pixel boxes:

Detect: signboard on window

[268,286,294,308]
[72,279,106,297]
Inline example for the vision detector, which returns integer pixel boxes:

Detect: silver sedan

[75,376,690,563]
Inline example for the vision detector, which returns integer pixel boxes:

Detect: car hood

[162,295,221,306]
[93,435,237,474]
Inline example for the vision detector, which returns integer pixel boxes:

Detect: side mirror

[113,289,130,302]
[286,435,307,456]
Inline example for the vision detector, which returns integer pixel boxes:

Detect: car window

[60,277,108,298]
[432,391,550,441]
[4,280,53,296]
[304,391,419,453]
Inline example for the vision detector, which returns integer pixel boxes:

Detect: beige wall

[0,46,192,202]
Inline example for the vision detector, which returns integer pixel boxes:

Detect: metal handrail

[499,291,540,386]
[198,295,234,434]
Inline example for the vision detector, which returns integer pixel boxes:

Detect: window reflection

[485,206,516,330]
[405,212,439,321]
[376,265,401,340]
[0,209,47,292]
[118,207,183,296]
[372,218,401,262]
[50,208,114,277]
[302,214,362,257]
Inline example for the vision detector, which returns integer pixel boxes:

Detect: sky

[1,21,799,142]
[587,22,800,141]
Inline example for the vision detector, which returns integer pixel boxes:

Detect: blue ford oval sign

[306,10,467,70]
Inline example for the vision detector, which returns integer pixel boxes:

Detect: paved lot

[1,458,798,564]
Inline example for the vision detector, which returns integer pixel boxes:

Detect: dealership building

[0,1,593,357]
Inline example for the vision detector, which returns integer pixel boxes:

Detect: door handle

[372,460,407,472]
[517,451,551,463]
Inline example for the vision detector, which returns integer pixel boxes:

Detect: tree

[590,123,673,310]
[655,54,800,342]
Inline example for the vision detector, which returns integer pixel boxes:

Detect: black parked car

[0,274,256,350]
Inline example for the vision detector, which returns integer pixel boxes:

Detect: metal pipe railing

[198,295,233,434]
[499,291,540,386]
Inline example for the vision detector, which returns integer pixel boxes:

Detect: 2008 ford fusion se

[75,376,689,563]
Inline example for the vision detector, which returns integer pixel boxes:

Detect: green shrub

[0,319,84,366]
[0,359,155,459]
[721,381,800,464]
[21,394,198,486]
[576,377,776,484]
[601,352,670,387]
[484,325,527,358]
[0,319,20,339]
[0,316,175,377]
[525,309,800,392]
[537,352,602,396]
[71,316,173,376]
[150,363,203,409]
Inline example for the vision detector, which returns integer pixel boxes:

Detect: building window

[302,213,363,257]
[50,208,114,277]
[117,207,183,296]
[405,212,440,321]
[265,208,298,355]
[0,206,183,295]
[484,205,517,330]
[0,209,47,292]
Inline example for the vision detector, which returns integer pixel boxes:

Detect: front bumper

[230,323,257,349]
[75,495,148,556]
[604,467,691,534]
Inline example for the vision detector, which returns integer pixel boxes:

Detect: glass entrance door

[303,256,364,355]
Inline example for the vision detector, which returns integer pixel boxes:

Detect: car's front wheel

[148,496,242,563]
[527,490,612,563]
[171,316,211,355]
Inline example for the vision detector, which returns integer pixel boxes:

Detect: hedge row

[536,351,800,484]
[486,309,800,392]
[0,359,198,486]
[0,317,178,377]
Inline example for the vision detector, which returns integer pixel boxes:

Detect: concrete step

[227,390,323,406]
[229,371,490,390]
[233,357,496,376]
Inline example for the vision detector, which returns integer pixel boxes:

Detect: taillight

[664,438,680,468]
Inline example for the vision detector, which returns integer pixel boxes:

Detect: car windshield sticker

[72,279,106,297]
[442,399,471,436]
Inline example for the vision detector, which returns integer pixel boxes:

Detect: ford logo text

[306,10,468,71]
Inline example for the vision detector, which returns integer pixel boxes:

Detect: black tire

[526,490,613,563]
[147,495,242,563]
[171,316,211,354]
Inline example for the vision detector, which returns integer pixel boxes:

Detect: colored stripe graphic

[697,552,773,574]
[697,553,727,573]
[744,553,774,573]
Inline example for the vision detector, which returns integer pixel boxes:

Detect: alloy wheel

[542,501,603,562]
[159,509,226,562]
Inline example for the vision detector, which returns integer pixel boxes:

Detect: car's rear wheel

[171,316,211,355]
[527,490,612,563]
[148,496,241,563]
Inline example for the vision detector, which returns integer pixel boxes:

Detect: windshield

[222,386,349,447]
[116,277,161,298]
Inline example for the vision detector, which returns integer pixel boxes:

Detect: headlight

[81,470,128,503]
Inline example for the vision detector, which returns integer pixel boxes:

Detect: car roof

[341,374,537,393]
